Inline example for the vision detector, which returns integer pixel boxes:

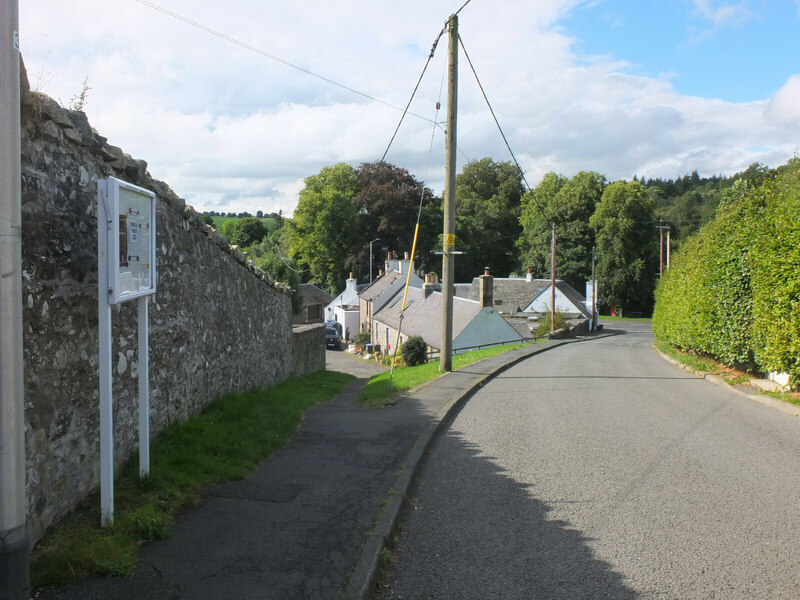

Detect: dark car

[325,325,341,350]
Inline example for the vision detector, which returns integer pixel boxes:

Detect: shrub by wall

[652,158,800,386]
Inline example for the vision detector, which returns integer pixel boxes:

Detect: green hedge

[652,158,800,387]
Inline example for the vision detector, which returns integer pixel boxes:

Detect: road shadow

[379,424,639,599]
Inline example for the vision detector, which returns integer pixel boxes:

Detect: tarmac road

[378,322,800,599]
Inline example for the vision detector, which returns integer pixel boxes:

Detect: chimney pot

[479,268,494,308]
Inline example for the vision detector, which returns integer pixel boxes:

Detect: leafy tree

[518,171,605,290]
[227,217,268,247]
[353,162,441,278]
[590,180,658,313]
[454,158,525,280]
[256,210,264,218]
[219,219,237,240]
[250,240,302,314]
[288,163,361,293]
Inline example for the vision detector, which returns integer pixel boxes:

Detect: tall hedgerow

[749,160,800,384]
[653,158,800,387]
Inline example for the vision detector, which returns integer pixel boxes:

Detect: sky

[18,0,800,216]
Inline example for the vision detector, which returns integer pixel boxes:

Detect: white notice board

[101,177,156,304]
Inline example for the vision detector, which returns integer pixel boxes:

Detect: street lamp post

[369,238,380,283]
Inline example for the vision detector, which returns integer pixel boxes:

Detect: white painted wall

[332,306,359,341]
[524,286,583,314]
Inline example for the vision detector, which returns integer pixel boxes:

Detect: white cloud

[691,0,751,26]
[18,0,800,216]
[766,75,800,126]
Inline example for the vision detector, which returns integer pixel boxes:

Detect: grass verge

[359,342,536,408]
[654,340,800,405]
[31,370,354,589]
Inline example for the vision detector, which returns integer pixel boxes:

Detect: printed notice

[116,186,154,299]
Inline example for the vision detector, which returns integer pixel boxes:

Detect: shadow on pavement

[380,427,639,599]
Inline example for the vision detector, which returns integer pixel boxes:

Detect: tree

[590,180,657,313]
[454,158,525,281]
[517,171,605,290]
[353,162,441,278]
[288,163,361,293]
[227,216,268,247]
[250,240,302,314]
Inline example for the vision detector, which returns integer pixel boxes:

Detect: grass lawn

[31,370,353,589]
[359,342,537,408]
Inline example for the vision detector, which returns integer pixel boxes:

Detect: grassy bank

[359,342,535,408]
[31,370,354,589]
[654,340,800,405]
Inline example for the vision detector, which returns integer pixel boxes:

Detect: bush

[536,308,569,337]
[353,331,371,349]
[401,335,428,366]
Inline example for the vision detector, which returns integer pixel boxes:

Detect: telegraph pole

[657,220,670,278]
[1,0,30,597]
[440,14,458,372]
[591,247,596,331]
[550,223,556,332]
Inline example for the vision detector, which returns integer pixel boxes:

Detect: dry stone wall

[17,63,318,543]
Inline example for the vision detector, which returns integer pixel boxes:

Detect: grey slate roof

[359,271,402,301]
[297,283,334,305]
[467,277,550,313]
[374,289,482,351]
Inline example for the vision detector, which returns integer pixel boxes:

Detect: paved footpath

[36,340,586,600]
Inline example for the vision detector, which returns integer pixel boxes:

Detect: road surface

[378,322,800,599]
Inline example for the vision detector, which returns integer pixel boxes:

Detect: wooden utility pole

[550,223,556,333]
[591,247,596,331]
[657,220,670,278]
[440,14,458,372]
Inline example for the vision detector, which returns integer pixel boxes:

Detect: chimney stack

[346,272,357,292]
[526,267,532,283]
[422,272,442,299]
[479,267,494,308]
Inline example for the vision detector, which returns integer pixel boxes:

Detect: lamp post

[369,238,380,283]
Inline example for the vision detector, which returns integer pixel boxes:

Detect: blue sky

[19,0,800,215]
[563,0,799,102]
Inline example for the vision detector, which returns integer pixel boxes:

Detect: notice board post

[97,177,156,526]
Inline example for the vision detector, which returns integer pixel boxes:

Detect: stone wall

[291,324,326,377]
[18,63,321,542]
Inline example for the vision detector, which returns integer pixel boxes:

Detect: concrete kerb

[655,348,800,417]
[342,331,620,600]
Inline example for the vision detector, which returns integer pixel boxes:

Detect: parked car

[325,325,341,350]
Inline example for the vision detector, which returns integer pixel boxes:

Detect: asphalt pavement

[378,322,800,599]
[36,340,582,600]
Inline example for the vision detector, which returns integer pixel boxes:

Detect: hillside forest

[204,158,793,316]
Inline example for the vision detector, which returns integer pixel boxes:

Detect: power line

[132,0,437,125]
[458,34,531,193]
[457,33,550,225]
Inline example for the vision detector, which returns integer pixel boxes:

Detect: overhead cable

[132,0,437,124]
